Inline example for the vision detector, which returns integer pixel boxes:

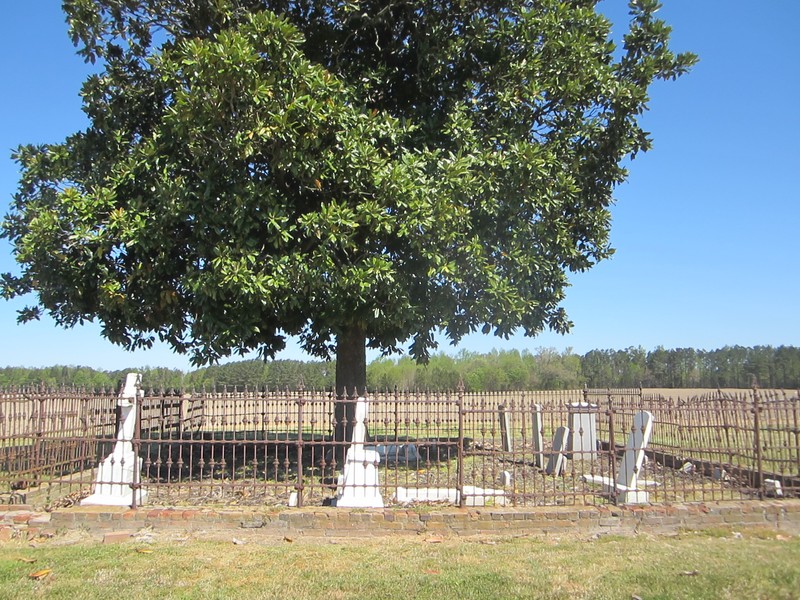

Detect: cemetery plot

[2,386,798,508]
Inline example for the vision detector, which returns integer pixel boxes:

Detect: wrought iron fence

[1,384,798,508]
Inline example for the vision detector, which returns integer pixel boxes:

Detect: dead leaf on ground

[135,548,154,554]
[424,569,440,575]
[16,558,37,564]
[425,536,444,544]
[29,569,52,581]
[680,570,699,577]
[284,536,294,543]
[776,534,792,541]
[480,540,498,545]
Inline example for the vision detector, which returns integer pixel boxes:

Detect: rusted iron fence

[1,385,798,508]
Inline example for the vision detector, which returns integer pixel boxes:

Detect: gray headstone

[499,404,513,453]
[568,403,598,461]
[531,404,545,469]
[545,426,570,476]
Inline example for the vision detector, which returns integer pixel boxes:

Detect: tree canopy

[2,0,695,392]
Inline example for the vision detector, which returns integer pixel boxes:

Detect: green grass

[1,528,799,599]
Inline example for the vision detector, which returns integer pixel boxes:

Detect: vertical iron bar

[457,385,465,508]
[607,393,616,505]
[33,396,46,488]
[131,381,143,510]
[752,385,763,499]
[393,386,399,441]
[296,393,305,508]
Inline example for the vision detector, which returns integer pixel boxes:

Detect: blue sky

[0,1,798,371]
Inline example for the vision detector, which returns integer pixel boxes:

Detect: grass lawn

[1,527,798,599]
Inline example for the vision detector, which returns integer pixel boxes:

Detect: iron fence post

[131,380,144,510]
[607,393,617,505]
[33,395,46,488]
[457,384,465,508]
[393,386,399,441]
[296,393,305,508]
[752,385,764,499]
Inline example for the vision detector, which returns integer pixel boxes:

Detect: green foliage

[2,1,695,371]
[0,345,797,391]
[188,359,334,390]
[0,365,185,390]
[368,345,800,391]
[367,347,584,391]
[0,360,332,391]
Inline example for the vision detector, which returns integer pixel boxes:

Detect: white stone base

[615,489,649,505]
[582,474,653,505]
[81,489,148,507]
[82,454,147,507]
[333,448,384,508]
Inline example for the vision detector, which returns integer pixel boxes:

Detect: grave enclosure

[1,382,798,510]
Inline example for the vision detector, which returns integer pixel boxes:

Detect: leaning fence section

[0,387,117,493]
[1,385,798,509]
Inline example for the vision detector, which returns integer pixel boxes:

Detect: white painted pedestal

[332,397,384,508]
[82,373,147,507]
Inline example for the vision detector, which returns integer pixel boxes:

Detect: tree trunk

[332,324,367,467]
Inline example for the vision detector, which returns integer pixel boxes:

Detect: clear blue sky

[1,1,798,371]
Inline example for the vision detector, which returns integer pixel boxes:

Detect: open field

[642,388,798,398]
[1,527,799,599]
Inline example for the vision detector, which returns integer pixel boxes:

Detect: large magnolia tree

[3,0,694,406]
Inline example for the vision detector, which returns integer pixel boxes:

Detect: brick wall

[3,500,799,541]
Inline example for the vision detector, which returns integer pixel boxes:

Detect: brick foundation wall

[3,500,800,541]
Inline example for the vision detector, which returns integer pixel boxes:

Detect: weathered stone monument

[567,402,598,461]
[82,373,147,506]
[545,426,570,476]
[531,403,545,469]
[498,404,514,453]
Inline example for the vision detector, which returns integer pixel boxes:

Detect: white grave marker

[82,373,147,506]
[582,410,657,504]
[332,397,384,508]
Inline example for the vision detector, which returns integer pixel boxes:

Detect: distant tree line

[368,345,800,391]
[1,346,798,392]
[0,360,333,392]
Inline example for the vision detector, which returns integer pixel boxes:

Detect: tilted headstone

[765,479,784,497]
[582,410,656,504]
[545,426,570,476]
